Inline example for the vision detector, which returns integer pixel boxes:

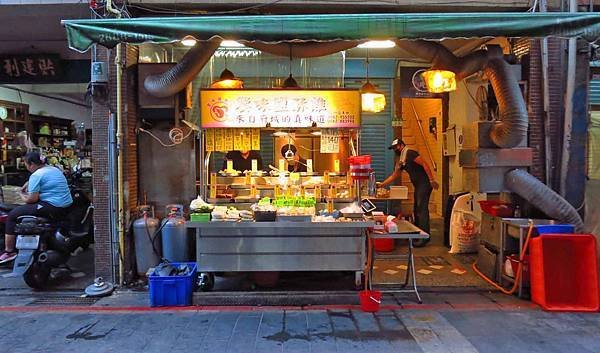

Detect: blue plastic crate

[535,224,575,235]
[149,262,197,307]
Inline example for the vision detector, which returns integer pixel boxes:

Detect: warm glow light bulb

[181,36,197,47]
[421,70,457,93]
[361,92,386,113]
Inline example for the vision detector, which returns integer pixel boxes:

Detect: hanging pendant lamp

[281,44,300,89]
[210,54,244,89]
[361,49,386,113]
[420,69,456,93]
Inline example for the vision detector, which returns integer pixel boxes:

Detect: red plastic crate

[530,234,599,312]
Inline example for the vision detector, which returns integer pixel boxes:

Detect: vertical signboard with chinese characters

[0,55,63,83]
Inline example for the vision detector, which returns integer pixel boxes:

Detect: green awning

[63,12,600,52]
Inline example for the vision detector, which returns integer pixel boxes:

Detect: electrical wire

[138,127,193,147]
[127,0,285,16]
[463,81,485,114]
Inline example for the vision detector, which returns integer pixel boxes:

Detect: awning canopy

[63,12,600,53]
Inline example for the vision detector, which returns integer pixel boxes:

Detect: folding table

[367,220,429,304]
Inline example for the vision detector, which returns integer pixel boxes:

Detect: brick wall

[547,38,566,190]
[91,46,113,282]
[91,44,139,283]
[528,40,546,182]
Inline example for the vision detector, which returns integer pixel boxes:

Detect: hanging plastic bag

[449,210,481,254]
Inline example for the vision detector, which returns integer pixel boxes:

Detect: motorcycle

[0,166,94,289]
[12,215,91,289]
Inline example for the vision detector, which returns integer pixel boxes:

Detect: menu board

[205,129,214,152]
[224,129,234,151]
[233,130,243,150]
[251,129,261,150]
[242,128,252,151]
[207,128,261,152]
[214,129,224,151]
[320,128,340,153]
[200,89,361,128]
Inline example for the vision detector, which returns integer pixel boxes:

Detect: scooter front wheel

[23,263,50,290]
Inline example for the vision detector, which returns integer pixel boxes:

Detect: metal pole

[105,0,124,284]
[540,0,553,187]
[560,0,577,196]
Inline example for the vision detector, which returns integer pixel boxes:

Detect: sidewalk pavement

[0,295,598,353]
[0,289,599,353]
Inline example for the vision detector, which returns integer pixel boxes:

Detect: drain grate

[195,293,359,306]
[417,256,451,266]
[27,296,99,306]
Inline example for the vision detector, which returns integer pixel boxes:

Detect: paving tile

[205,312,240,341]
[254,311,283,353]
[306,310,336,353]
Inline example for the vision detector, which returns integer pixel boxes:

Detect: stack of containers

[348,155,372,180]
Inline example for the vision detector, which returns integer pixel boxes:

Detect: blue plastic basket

[535,224,575,235]
[149,262,197,307]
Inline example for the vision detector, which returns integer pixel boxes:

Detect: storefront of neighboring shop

[62,13,600,304]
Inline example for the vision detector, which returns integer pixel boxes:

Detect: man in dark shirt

[281,144,307,173]
[222,150,263,172]
[379,138,439,245]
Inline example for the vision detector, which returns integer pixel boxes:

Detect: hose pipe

[484,58,529,148]
[144,38,222,98]
[504,169,584,231]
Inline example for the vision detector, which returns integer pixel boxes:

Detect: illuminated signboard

[200,89,361,128]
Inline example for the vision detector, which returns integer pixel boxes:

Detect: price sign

[224,128,234,151]
[251,128,261,150]
[205,129,215,152]
[214,129,225,151]
[233,129,243,150]
[242,128,252,150]
[320,129,340,153]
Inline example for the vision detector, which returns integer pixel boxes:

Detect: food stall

[186,88,375,289]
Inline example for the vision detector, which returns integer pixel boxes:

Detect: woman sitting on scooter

[0,152,73,263]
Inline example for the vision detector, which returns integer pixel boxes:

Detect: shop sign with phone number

[200,89,361,128]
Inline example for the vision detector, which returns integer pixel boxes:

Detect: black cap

[388,138,404,150]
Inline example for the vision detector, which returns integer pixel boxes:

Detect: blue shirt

[28,166,73,208]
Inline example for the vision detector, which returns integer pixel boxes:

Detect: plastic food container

[254,211,276,222]
[478,200,513,217]
[190,213,211,222]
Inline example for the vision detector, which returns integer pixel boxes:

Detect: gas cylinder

[161,204,189,262]
[133,206,161,276]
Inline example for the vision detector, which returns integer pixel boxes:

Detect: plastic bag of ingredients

[190,196,214,213]
[449,210,481,254]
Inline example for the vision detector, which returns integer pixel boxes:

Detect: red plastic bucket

[374,238,395,252]
[359,290,382,312]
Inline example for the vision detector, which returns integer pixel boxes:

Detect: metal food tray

[277,215,313,222]
[207,198,234,204]
[342,213,365,219]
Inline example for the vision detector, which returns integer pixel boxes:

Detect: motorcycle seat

[69,230,88,238]
[16,215,50,224]
[0,203,20,212]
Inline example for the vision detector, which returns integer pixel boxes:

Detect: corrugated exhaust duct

[144,38,222,98]
[396,40,527,148]
[505,169,584,231]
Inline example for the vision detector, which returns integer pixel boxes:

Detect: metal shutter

[344,78,394,180]
[590,78,600,106]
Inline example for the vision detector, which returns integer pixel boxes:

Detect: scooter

[12,214,91,289]
[0,166,94,289]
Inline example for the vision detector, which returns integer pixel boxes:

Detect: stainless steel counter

[187,221,374,286]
